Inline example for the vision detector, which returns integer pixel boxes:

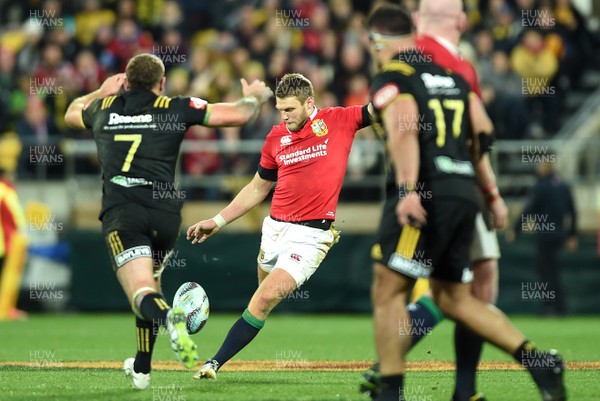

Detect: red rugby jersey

[0,179,25,258]
[259,106,369,222]
[415,35,481,97]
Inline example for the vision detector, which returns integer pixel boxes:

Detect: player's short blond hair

[275,73,314,104]
[125,53,165,91]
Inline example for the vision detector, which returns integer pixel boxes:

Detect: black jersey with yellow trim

[82,89,209,217]
[370,50,478,205]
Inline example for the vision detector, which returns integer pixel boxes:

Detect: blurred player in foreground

[64,53,273,389]
[366,4,565,401]
[0,134,28,321]
[187,73,372,380]
[361,0,508,400]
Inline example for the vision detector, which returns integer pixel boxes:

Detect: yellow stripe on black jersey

[153,96,171,109]
[382,60,415,76]
[107,96,117,108]
[101,96,117,110]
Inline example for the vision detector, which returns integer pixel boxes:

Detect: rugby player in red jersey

[186,73,373,380]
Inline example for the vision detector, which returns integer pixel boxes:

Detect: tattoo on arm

[235,96,261,121]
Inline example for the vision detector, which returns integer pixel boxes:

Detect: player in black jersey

[366,4,565,401]
[64,53,273,389]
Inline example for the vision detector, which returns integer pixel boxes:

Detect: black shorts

[101,203,181,274]
[372,196,477,283]
[372,193,431,279]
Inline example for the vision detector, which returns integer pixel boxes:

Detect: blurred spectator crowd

[0,0,598,197]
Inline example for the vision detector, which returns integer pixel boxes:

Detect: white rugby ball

[172,282,209,334]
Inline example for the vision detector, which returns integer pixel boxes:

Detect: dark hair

[125,54,165,91]
[366,3,413,36]
[275,73,314,103]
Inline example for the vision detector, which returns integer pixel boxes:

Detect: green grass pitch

[1,314,599,400]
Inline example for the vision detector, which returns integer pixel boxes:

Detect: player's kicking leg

[194,266,297,379]
[195,217,338,380]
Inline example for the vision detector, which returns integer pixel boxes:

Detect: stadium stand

[0,0,599,313]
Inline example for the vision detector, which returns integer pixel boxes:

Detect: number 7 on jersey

[114,134,142,172]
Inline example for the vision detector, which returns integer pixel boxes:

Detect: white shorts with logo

[257,216,338,287]
[470,212,501,262]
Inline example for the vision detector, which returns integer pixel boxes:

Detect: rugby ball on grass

[173,282,209,334]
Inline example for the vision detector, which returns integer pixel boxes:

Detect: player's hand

[489,196,508,229]
[99,73,126,97]
[396,193,427,228]
[186,219,221,244]
[241,78,273,104]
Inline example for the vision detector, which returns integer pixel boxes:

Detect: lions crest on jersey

[311,119,328,137]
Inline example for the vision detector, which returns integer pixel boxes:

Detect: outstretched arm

[64,73,126,129]
[203,79,273,127]
[186,172,274,244]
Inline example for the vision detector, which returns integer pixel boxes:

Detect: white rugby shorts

[470,212,501,262]
[257,216,338,287]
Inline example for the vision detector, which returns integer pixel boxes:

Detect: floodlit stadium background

[1,0,599,328]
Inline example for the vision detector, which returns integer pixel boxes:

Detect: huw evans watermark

[152,45,187,66]
[275,10,309,28]
[521,282,555,301]
[29,77,63,96]
[274,349,309,369]
[30,282,64,301]
[28,10,63,28]
[521,145,556,165]
[29,350,63,367]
